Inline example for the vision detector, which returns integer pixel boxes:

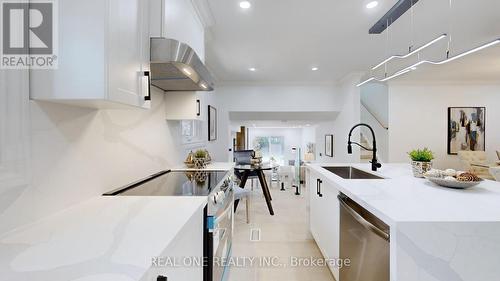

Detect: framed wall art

[325,134,334,157]
[208,105,217,141]
[448,107,485,155]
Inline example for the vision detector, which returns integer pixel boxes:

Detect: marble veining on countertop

[0,196,207,281]
[308,163,500,224]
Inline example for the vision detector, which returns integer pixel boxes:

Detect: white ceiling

[229,111,338,121]
[231,120,317,129]
[204,0,500,83]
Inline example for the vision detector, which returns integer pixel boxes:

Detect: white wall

[208,83,340,162]
[360,83,389,126]
[315,75,362,163]
[388,82,500,169]
[361,104,389,163]
[210,78,362,164]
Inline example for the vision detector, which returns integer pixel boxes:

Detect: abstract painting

[448,107,485,155]
[325,134,334,157]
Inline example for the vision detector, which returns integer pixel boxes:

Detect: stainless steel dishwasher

[338,194,390,281]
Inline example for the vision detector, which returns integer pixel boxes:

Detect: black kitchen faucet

[347,123,382,172]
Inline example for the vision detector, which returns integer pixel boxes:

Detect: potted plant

[408,148,435,178]
[193,149,207,169]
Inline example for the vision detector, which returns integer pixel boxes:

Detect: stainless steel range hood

[150,38,215,91]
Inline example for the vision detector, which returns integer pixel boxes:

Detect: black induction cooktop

[103,170,228,197]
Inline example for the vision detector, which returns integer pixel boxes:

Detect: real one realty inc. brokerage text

[152,256,352,269]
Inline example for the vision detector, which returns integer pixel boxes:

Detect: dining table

[234,164,274,215]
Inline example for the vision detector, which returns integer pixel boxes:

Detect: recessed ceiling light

[240,1,251,9]
[311,67,319,71]
[366,1,378,9]
[248,67,256,72]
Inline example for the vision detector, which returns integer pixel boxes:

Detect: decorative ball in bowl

[424,169,483,189]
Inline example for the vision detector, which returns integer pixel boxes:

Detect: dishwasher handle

[338,195,389,241]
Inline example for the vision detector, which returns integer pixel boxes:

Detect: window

[181,120,203,144]
[253,136,285,165]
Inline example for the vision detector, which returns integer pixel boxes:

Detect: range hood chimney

[150,38,215,92]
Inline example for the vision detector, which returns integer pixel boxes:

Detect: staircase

[360,133,372,163]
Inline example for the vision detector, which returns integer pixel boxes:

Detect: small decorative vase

[411,161,433,178]
[194,158,206,169]
[194,171,208,183]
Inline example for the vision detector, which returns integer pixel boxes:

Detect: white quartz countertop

[308,163,500,224]
[171,162,234,171]
[0,196,207,281]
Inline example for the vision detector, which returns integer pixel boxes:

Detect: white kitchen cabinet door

[30,0,150,109]
[164,92,203,120]
[308,171,341,281]
[318,180,340,281]
[309,171,326,253]
[108,0,151,109]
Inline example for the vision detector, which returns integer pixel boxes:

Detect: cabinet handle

[196,99,201,116]
[316,179,320,196]
[144,71,151,101]
[318,180,323,197]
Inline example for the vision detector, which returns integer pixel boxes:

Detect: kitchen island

[0,196,207,281]
[307,163,500,281]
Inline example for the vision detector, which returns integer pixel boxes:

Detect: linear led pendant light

[371,34,447,70]
[395,39,500,73]
[356,38,500,87]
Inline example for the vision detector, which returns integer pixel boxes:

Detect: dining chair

[233,150,259,189]
[233,187,251,223]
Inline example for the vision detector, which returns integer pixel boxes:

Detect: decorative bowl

[424,176,483,189]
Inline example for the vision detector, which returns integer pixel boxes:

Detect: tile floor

[226,182,335,281]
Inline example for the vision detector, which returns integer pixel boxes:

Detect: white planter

[411,161,433,178]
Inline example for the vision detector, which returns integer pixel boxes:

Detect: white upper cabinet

[164,92,204,120]
[30,0,151,109]
[150,0,205,61]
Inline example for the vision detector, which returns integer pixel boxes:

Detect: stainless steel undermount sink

[322,166,385,179]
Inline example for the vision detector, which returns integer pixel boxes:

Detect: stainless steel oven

[207,185,234,281]
[104,170,234,281]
